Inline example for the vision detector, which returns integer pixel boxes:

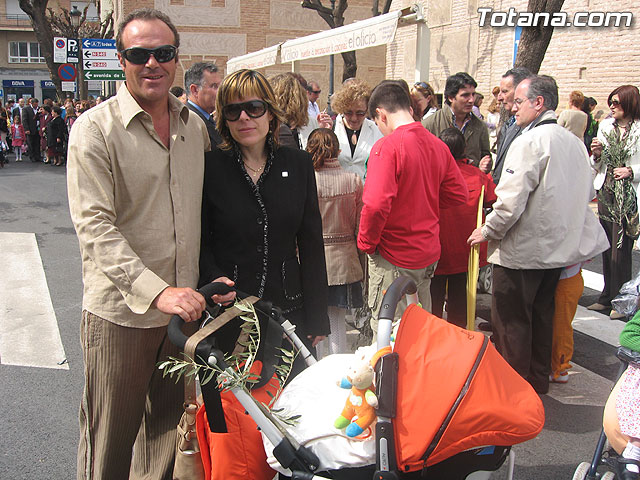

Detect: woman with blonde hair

[307,128,364,357]
[268,72,309,149]
[558,90,588,139]
[200,69,329,365]
[410,81,438,121]
[331,79,383,180]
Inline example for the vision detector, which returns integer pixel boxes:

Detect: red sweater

[435,159,497,275]
[358,122,468,269]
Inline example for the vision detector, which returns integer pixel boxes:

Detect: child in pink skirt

[616,309,640,479]
[11,114,25,161]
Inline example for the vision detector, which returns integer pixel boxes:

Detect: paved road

[1,158,638,479]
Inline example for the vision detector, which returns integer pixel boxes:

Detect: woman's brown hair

[306,128,339,169]
[608,85,640,120]
[215,69,285,151]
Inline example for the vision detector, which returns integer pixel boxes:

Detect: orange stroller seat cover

[392,304,545,472]
[195,360,278,480]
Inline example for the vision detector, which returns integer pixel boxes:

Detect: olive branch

[158,299,300,425]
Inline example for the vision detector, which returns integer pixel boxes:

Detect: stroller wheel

[572,462,593,480]
[600,472,615,480]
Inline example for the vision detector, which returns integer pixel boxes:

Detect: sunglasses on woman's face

[222,100,268,122]
[119,45,177,65]
[609,99,621,108]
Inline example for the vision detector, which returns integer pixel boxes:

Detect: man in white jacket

[468,75,609,394]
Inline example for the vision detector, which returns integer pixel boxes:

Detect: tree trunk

[340,50,357,81]
[514,0,565,74]
[19,0,64,100]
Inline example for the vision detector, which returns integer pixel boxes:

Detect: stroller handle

[378,276,418,322]
[168,282,276,356]
[167,281,237,353]
[377,276,418,351]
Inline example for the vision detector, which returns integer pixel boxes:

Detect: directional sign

[67,38,79,63]
[83,48,118,60]
[53,37,66,63]
[84,59,121,70]
[82,38,116,49]
[58,63,77,81]
[84,70,125,81]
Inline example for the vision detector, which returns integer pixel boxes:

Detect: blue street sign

[513,26,523,66]
[82,38,116,49]
[41,80,55,88]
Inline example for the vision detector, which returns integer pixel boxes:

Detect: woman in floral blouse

[588,85,640,319]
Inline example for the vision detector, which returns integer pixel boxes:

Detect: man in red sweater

[358,81,468,335]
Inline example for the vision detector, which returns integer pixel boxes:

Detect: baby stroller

[572,346,640,480]
[168,277,545,479]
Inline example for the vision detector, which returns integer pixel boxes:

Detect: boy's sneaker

[549,372,569,384]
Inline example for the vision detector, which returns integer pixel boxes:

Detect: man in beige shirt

[67,9,212,479]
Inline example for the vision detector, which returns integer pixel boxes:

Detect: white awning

[280,10,401,63]
[226,44,280,74]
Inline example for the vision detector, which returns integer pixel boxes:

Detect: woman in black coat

[200,69,330,357]
[46,106,66,166]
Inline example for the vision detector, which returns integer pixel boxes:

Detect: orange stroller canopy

[392,304,545,472]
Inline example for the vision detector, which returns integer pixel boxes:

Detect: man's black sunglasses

[119,45,177,65]
[222,100,268,122]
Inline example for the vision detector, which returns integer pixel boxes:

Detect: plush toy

[334,351,379,437]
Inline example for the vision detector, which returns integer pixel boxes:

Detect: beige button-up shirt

[67,84,210,328]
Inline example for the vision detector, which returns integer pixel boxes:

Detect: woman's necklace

[244,161,265,175]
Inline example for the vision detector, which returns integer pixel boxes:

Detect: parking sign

[67,38,79,63]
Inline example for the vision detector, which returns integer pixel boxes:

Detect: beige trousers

[367,252,437,335]
[77,311,183,480]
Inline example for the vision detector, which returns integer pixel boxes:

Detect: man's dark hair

[444,72,477,104]
[42,105,52,113]
[368,80,411,118]
[30,98,39,104]
[184,62,218,94]
[525,75,559,111]
[116,8,180,52]
[52,106,62,116]
[439,127,466,160]
[170,86,185,97]
[502,67,532,88]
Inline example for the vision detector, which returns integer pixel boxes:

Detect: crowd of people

[57,7,640,479]
[0,95,106,168]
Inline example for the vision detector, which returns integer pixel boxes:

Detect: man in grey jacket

[492,67,531,184]
[468,75,608,394]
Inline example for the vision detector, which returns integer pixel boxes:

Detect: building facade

[0,0,103,102]
[111,0,389,110]
[387,0,640,116]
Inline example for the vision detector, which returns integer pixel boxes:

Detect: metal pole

[328,0,335,114]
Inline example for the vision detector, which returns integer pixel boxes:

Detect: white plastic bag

[612,269,640,317]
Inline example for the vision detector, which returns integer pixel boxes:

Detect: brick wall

[387,0,639,117]
[113,0,389,110]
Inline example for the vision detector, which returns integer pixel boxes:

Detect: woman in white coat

[589,85,640,319]
[331,80,383,181]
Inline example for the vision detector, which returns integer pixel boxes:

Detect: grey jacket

[492,118,521,185]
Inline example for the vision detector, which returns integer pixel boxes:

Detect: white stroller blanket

[262,349,377,473]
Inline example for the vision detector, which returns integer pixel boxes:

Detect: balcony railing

[0,13,101,29]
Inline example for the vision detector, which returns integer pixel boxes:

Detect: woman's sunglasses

[609,99,621,108]
[222,100,268,122]
[119,45,177,65]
